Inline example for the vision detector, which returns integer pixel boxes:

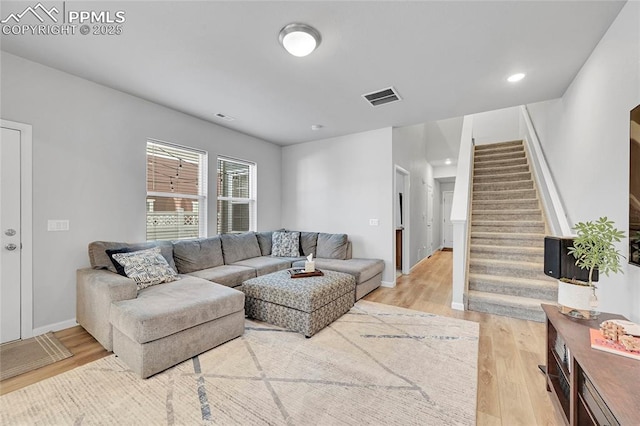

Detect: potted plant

[558,217,625,318]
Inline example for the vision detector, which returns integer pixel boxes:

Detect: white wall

[471,106,521,145]
[281,128,395,284]
[392,124,434,266]
[527,2,640,321]
[0,52,283,331]
[433,165,457,180]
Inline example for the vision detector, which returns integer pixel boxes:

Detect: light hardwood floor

[0,250,564,425]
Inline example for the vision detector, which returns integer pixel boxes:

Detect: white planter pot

[557,280,599,319]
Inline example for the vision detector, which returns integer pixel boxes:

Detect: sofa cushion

[292,258,384,284]
[89,240,176,273]
[111,247,178,290]
[220,232,262,264]
[316,233,349,260]
[110,277,244,344]
[299,232,319,256]
[232,256,295,276]
[256,232,273,256]
[172,237,224,274]
[271,231,300,257]
[187,265,256,288]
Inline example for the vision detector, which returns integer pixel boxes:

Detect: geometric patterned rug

[0,301,479,425]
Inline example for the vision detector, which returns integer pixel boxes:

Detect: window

[146,140,207,240]
[217,156,256,234]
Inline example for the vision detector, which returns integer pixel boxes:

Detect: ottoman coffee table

[241,269,356,337]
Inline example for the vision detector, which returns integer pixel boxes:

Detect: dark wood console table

[543,304,640,425]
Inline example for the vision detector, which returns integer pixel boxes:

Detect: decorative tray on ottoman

[288,268,324,278]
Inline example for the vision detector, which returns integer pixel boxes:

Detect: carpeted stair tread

[472,209,543,221]
[473,180,534,191]
[474,147,525,158]
[474,151,525,162]
[469,258,549,280]
[473,164,530,176]
[471,222,545,234]
[472,199,540,210]
[474,171,532,183]
[470,244,544,262]
[474,140,523,150]
[472,188,537,201]
[468,273,557,300]
[474,157,528,169]
[467,291,548,322]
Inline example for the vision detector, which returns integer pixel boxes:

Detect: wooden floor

[0,250,564,425]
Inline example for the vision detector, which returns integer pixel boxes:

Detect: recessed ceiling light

[311,124,323,131]
[279,23,321,57]
[507,73,526,83]
[445,158,452,165]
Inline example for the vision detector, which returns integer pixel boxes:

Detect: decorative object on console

[555,217,625,319]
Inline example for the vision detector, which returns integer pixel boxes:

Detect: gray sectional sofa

[77,230,384,377]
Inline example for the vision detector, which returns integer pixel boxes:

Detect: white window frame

[217,156,257,234]
[146,139,208,240]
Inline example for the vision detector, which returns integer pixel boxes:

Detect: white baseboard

[32,318,77,336]
[451,302,465,311]
[381,280,395,288]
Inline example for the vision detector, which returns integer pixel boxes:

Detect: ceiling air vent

[362,86,401,107]
[214,113,236,121]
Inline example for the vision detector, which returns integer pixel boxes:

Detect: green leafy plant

[567,216,626,287]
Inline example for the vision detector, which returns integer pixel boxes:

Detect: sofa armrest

[77,268,137,351]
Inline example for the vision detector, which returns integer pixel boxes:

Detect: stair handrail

[519,105,572,236]
[451,115,474,311]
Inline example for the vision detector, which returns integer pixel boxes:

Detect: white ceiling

[0,1,625,145]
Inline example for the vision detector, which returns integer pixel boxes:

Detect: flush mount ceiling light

[279,23,321,57]
[445,158,452,165]
[507,73,526,83]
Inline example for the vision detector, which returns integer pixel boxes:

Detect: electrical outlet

[369,219,379,226]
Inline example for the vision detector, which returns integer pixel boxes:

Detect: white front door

[1,127,22,343]
[443,191,454,248]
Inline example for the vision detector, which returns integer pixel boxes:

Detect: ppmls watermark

[1,2,126,36]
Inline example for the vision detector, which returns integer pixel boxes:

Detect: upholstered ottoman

[110,277,245,378]
[241,270,356,337]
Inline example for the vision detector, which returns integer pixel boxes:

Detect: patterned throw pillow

[271,231,300,257]
[111,247,177,290]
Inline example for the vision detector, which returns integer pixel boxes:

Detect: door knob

[5,243,17,251]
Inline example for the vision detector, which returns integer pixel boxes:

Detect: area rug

[0,301,479,425]
[0,332,73,381]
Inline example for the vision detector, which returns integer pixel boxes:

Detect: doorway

[442,190,454,248]
[1,120,33,343]
[394,166,410,279]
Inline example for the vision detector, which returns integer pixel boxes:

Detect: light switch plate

[369,219,379,226]
[48,220,69,231]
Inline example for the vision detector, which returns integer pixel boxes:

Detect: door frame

[442,190,454,248]
[394,165,410,277]
[1,119,33,339]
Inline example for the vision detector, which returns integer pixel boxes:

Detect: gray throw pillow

[271,231,300,257]
[316,233,348,259]
[220,232,262,264]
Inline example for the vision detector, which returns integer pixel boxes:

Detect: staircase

[467,140,557,322]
